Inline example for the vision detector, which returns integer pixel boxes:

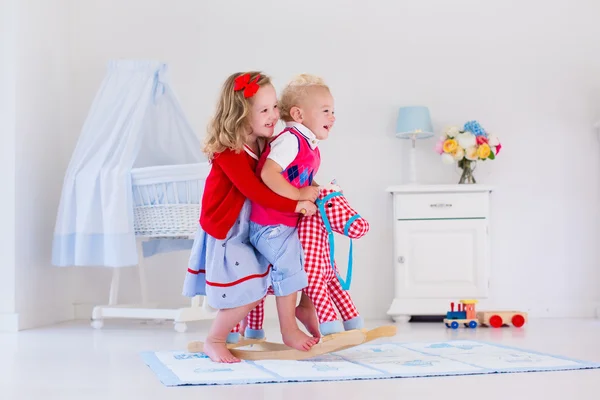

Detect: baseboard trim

[74,303,96,320]
[0,313,19,332]
[525,300,599,319]
[16,304,74,331]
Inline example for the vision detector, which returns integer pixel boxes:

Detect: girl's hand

[296,201,317,216]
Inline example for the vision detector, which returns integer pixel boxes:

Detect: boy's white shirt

[266,122,319,170]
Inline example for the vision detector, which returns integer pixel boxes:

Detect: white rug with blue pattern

[141,340,600,386]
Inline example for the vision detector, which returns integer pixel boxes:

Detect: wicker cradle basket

[130,162,210,238]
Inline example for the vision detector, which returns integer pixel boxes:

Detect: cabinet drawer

[394,192,488,220]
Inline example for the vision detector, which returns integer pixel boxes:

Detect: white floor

[1,318,600,400]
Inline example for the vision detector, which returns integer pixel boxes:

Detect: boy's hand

[296,201,317,216]
[299,186,319,202]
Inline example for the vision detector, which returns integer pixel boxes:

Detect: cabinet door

[394,219,489,299]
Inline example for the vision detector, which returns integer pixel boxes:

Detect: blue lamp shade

[395,106,434,139]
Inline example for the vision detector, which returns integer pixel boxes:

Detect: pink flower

[476,136,488,145]
[495,143,502,154]
[434,140,444,155]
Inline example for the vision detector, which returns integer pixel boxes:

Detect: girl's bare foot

[203,337,241,363]
[296,303,321,339]
[282,328,319,351]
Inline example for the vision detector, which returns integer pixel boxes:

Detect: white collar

[285,122,319,149]
[243,144,259,160]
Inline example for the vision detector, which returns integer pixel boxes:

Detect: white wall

[0,0,18,330]
[9,0,75,330]
[59,0,600,320]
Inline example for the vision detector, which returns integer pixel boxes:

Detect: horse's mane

[320,180,342,193]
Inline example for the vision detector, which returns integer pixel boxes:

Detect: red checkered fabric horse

[242,182,370,337]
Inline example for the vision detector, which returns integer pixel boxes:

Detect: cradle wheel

[174,322,188,333]
[91,319,104,329]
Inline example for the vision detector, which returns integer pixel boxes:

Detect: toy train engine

[444,300,479,329]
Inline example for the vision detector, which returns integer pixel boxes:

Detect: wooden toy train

[444,299,528,329]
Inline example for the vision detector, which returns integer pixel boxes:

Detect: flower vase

[458,159,476,184]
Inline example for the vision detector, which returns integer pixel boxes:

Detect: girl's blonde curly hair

[279,73,330,122]
[203,71,272,160]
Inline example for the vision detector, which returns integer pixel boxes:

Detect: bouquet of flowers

[434,120,501,183]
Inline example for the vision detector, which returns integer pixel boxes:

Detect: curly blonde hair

[279,73,330,122]
[203,71,272,160]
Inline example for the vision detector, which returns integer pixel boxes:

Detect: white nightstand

[385,185,493,323]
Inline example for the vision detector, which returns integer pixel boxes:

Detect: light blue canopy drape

[52,60,204,267]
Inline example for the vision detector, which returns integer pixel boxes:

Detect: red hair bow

[234,73,260,98]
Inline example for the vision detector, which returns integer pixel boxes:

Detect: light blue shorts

[249,222,308,296]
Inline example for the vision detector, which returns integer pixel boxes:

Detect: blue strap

[338,214,360,290]
[316,193,359,290]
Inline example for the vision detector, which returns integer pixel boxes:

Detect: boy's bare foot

[296,302,321,339]
[282,328,319,351]
[203,337,241,363]
[239,319,247,337]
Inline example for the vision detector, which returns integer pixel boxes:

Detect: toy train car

[444,300,528,329]
[476,311,527,328]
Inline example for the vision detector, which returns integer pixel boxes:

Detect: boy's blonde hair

[279,74,330,122]
[204,71,272,160]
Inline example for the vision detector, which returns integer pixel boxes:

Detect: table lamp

[396,106,434,183]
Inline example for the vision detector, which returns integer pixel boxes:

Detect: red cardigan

[199,147,298,239]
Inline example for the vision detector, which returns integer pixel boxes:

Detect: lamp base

[407,138,417,184]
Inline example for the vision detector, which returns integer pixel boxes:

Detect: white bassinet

[53,60,216,332]
[91,162,216,333]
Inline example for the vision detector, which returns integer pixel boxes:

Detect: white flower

[488,134,500,146]
[465,146,478,161]
[457,132,476,149]
[444,126,460,138]
[453,147,465,161]
[441,153,455,165]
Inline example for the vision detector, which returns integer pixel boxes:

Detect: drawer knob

[430,203,452,208]
[398,256,405,263]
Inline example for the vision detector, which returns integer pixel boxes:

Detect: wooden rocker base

[187,337,266,353]
[230,330,366,361]
[334,325,397,352]
[186,325,397,361]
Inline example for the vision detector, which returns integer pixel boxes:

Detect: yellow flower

[443,139,458,153]
[477,143,491,159]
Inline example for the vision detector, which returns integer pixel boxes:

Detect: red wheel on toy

[511,314,525,327]
[489,315,503,328]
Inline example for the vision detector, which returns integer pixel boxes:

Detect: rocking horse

[188,182,396,360]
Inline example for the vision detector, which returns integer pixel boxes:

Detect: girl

[182,72,318,363]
